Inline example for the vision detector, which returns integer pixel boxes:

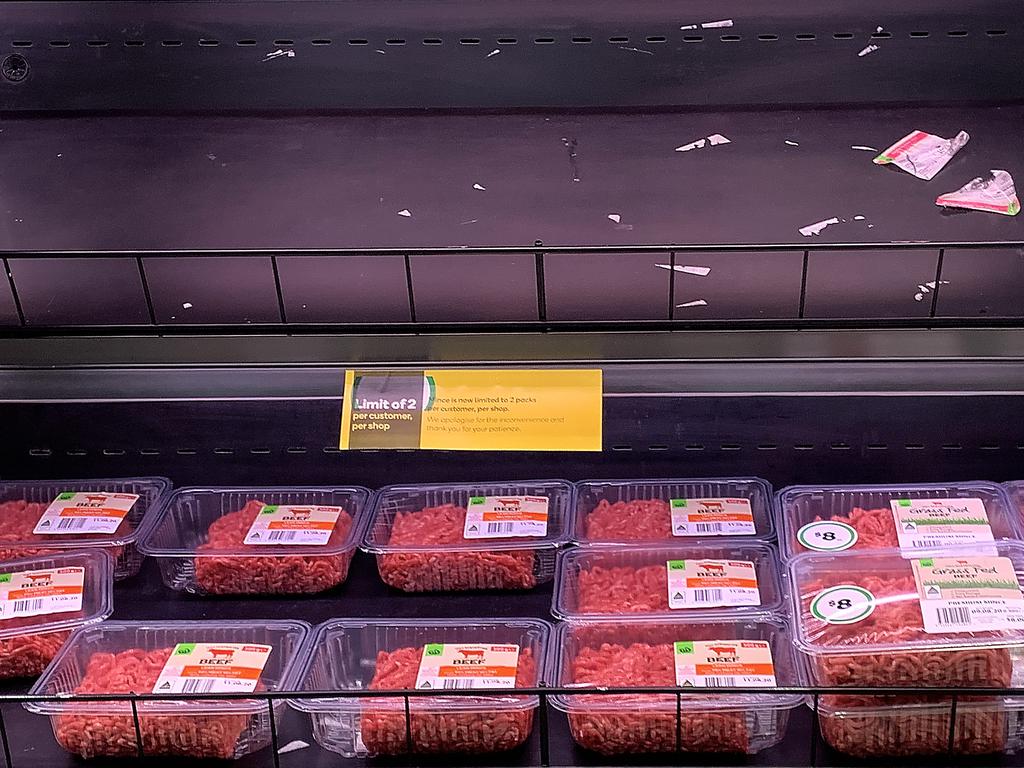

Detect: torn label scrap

[675,134,731,152]
[873,130,969,180]
[936,170,1020,216]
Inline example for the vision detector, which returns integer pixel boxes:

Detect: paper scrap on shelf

[677,299,708,308]
[701,19,734,29]
[676,134,731,152]
[785,140,800,146]
[680,24,698,30]
[376,49,387,55]
[799,217,841,237]
[655,264,711,276]
[853,215,866,221]
[621,46,654,55]
[262,49,295,62]
[473,183,487,191]
[607,214,621,223]
[913,280,950,301]
[397,209,412,217]
[487,49,500,58]
[278,741,310,754]
[936,170,1020,216]
[182,302,193,309]
[858,44,880,57]
[851,145,878,152]
[874,130,970,180]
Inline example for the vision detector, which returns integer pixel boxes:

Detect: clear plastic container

[0,477,171,580]
[0,549,113,679]
[363,480,573,592]
[789,542,1024,689]
[553,541,784,621]
[572,477,774,545]
[777,481,1021,562]
[549,617,803,755]
[26,619,310,760]
[139,486,371,595]
[1005,480,1024,520]
[290,617,551,757]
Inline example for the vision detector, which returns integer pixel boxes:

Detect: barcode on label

[694,523,723,533]
[11,598,45,615]
[56,518,89,530]
[702,677,738,687]
[442,679,477,690]
[909,538,961,548]
[692,589,724,603]
[936,607,973,626]
[268,531,298,541]
[487,523,516,534]
[181,678,217,694]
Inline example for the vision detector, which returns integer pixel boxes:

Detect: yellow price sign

[339,369,602,451]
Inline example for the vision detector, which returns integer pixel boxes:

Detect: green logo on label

[261,505,278,515]
[57,492,75,501]
[425,643,444,656]
[468,497,485,506]
[174,643,196,655]
[0,574,11,584]
[674,641,693,655]
[919,558,934,567]
[898,499,912,507]
[667,560,687,570]
[670,499,687,508]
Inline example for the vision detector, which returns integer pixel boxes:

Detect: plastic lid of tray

[0,477,171,549]
[361,480,573,553]
[776,481,1022,562]
[0,549,113,641]
[25,619,311,716]
[789,541,1024,656]
[552,541,785,621]
[290,617,552,714]
[548,616,804,713]
[571,477,775,546]
[139,486,372,557]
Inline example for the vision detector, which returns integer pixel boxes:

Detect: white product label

[796,521,859,552]
[810,585,877,625]
[670,498,755,536]
[936,169,1020,216]
[153,643,272,695]
[913,556,1024,634]
[0,567,84,619]
[666,559,761,609]
[33,492,138,535]
[873,129,970,180]
[891,498,994,554]
[243,504,343,546]
[463,496,548,539]
[415,643,520,690]
[673,640,777,688]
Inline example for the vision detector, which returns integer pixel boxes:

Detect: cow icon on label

[84,495,109,504]
[457,649,485,660]
[699,563,726,574]
[209,648,236,660]
[24,574,50,585]
[708,645,737,656]
[288,508,313,520]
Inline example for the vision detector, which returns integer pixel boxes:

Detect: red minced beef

[568,642,749,755]
[584,499,675,542]
[376,504,536,592]
[576,564,673,613]
[361,645,538,755]
[0,630,71,679]
[194,500,355,594]
[55,648,253,759]
[0,500,126,563]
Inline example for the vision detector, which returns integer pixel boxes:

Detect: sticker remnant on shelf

[463,496,549,539]
[890,498,995,555]
[415,643,519,690]
[0,567,84,619]
[675,134,731,152]
[811,585,877,625]
[670,498,756,536]
[799,217,840,237]
[243,505,343,546]
[873,130,969,180]
[656,264,711,276]
[936,170,1020,216]
[673,640,776,688]
[858,44,880,57]
[153,643,272,694]
[340,369,602,451]
[34,492,138,535]
[667,559,761,609]
[913,556,1024,634]
[676,299,708,308]
[797,521,859,552]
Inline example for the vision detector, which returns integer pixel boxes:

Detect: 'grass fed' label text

[913,556,1024,634]
[891,498,994,554]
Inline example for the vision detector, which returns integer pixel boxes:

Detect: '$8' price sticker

[810,585,876,625]
[796,521,858,552]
